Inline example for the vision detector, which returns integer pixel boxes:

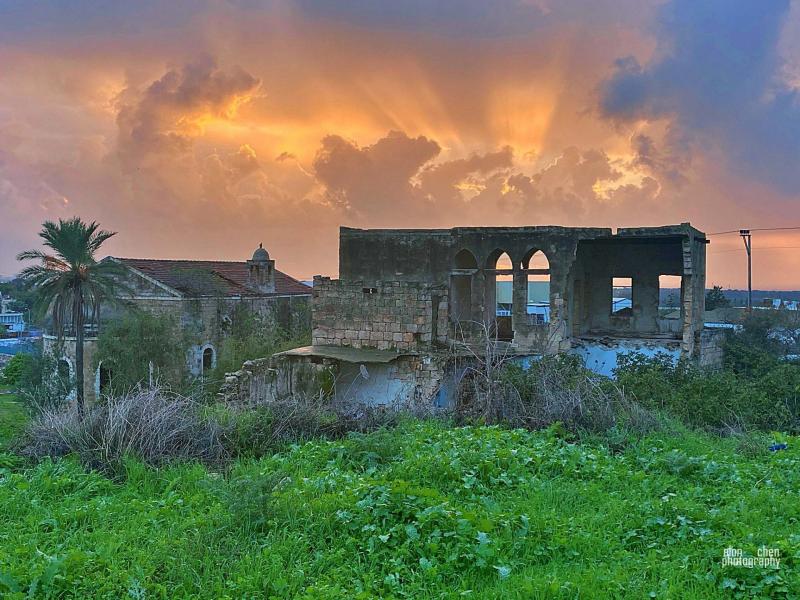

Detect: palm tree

[17,218,122,415]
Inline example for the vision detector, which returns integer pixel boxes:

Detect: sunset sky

[1,0,799,288]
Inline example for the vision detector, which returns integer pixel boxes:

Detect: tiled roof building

[111,257,311,298]
[51,245,313,404]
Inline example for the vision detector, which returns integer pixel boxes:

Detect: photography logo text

[722,547,781,569]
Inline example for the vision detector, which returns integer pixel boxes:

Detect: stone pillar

[680,237,703,358]
[633,272,659,333]
[586,270,612,332]
[512,265,527,344]
[548,260,570,352]
[482,269,496,329]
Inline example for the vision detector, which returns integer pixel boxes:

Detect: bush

[614,352,800,433]
[723,312,791,376]
[0,353,32,386]
[21,387,227,473]
[95,311,187,395]
[212,304,310,387]
[457,355,659,436]
[218,396,404,458]
[15,345,73,410]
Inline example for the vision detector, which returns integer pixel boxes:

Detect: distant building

[0,291,25,336]
[496,281,551,321]
[611,297,632,314]
[762,298,799,311]
[0,312,25,336]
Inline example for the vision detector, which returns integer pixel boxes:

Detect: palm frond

[18,216,121,337]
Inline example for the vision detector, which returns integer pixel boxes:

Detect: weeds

[21,387,227,473]
[456,355,661,438]
[1,421,797,598]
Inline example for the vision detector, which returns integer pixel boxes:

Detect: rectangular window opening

[658,275,682,311]
[611,277,632,315]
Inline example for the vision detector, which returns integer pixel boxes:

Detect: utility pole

[740,229,752,311]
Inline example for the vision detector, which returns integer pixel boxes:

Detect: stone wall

[311,277,448,352]
[42,334,99,403]
[697,328,726,370]
[218,354,335,405]
[103,294,310,376]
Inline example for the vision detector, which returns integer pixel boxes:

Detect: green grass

[0,385,27,451]
[0,421,797,598]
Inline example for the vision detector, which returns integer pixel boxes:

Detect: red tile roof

[113,258,311,297]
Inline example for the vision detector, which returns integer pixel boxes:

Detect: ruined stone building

[45,244,311,402]
[221,224,724,407]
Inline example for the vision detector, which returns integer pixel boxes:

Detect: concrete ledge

[277,344,411,363]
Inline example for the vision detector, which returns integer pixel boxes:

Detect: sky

[0,0,799,289]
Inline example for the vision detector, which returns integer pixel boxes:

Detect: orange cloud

[0,1,798,290]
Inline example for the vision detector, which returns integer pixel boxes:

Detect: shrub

[457,355,659,436]
[212,305,309,386]
[0,353,32,386]
[95,311,187,395]
[613,352,800,433]
[21,387,227,473]
[14,344,73,411]
[723,311,791,376]
[219,396,404,458]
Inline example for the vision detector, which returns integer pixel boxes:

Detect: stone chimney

[246,243,275,294]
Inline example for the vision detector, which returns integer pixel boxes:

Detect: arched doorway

[96,361,112,396]
[486,250,515,341]
[56,359,74,401]
[57,359,71,380]
[202,346,216,374]
[523,250,551,325]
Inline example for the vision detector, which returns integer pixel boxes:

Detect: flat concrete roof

[277,345,407,363]
[341,222,706,239]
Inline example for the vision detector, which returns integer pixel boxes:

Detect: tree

[17,218,123,415]
[95,310,186,395]
[705,285,731,310]
[0,353,31,386]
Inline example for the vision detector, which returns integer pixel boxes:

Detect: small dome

[252,243,270,262]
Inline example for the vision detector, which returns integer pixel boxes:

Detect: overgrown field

[1,420,798,598]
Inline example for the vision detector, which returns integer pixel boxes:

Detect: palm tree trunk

[75,293,85,418]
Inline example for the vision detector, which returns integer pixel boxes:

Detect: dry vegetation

[20,388,227,472]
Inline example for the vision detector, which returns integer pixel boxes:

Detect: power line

[708,226,800,236]
[709,245,800,255]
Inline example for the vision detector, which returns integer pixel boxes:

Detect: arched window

[524,250,551,325]
[57,359,71,380]
[495,252,514,312]
[202,346,215,373]
[98,362,112,394]
[454,249,478,269]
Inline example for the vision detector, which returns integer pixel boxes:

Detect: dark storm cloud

[599,0,800,193]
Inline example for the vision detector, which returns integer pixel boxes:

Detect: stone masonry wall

[312,277,448,352]
[42,335,99,404]
[100,294,310,377]
[219,351,449,410]
[218,353,336,405]
[697,328,726,370]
